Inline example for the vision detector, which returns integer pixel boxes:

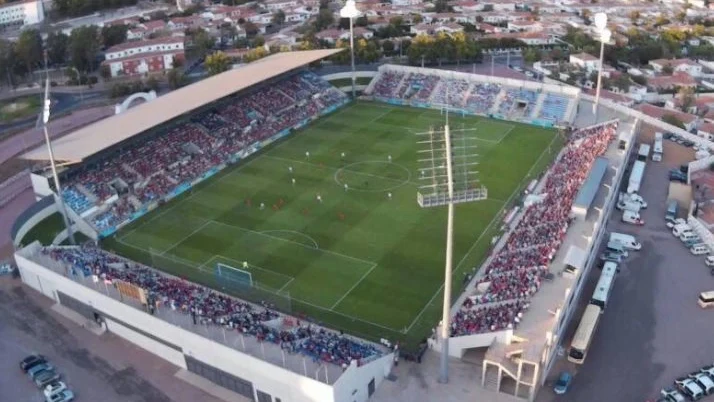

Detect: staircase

[489,89,507,115]
[483,365,501,392]
[564,96,578,123]
[76,184,98,203]
[428,80,446,103]
[461,82,474,107]
[128,195,142,210]
[531,93,547,119]
[122,163,141,181]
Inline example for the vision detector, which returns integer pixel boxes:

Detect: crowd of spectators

[60,72,347,232]
[498,88,538,117]
[450,122,617,337]
[539,93,570,122]
[41,246,383,367]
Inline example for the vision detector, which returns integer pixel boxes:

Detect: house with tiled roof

[102,37,184,77]
[649,58,703,76]
[647,72,697,91]
[569,52,599,72]
[637,103,699,131]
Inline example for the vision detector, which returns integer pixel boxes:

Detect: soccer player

[260,202,265,210]
[242,261,249,269]
[341,152,346,159]
[316,193,322,203]
[305,151,310,160]
[388,192,392,200]
[291,178,296,186]
[388,155,392,163]
[344,183,349,192]
[288,166,293,173]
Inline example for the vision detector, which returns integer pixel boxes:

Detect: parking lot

[0,276,222,402]
[537,125,714,402]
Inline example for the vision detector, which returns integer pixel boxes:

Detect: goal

[215,262,253,287]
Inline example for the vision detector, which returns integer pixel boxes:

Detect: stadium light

[340,0,361,100]
[41,51,75,245]
[592,12,610,118]
[416,104,487,383]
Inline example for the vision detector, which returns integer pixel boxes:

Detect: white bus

[653,133,663,162]
[568,304,602,364]
[627,161,646,194]
[591,262,618,309]
[637,143,651,161]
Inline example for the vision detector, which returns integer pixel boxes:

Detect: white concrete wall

[14,252,390,402]
[322,71,378,81]
[30,173,53,198]
[429,329,512,358]
[332,354,393,402]
[104,317,187,369]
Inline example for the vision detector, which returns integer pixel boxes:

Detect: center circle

[334,161,411,192]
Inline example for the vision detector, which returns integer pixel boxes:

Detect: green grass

[103,101,561,349]
[0,95,41,122]
[329,77,374,87]
[22,213,65,245]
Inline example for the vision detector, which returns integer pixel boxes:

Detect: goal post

[215,262,253,287]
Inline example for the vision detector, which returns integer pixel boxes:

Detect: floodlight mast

[42,51,75,245]
[415,105,487,383]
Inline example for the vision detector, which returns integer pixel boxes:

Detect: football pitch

[104,101,561,348]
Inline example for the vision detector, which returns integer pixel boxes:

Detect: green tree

[145,76,160,92]
[243,21,259,36]
[205,51,232,75]
[382,39,395,55]
[167,68,186,89]
[46,32,69,66]
[69,26,101,73]
[272,10,286,26]
[629,10,640,24]
[523,47,541,63]
[662,64,674,74]
[314,9,334,31]
[0,39,17,87]
[412,14,423,24]
[99,64,111,80]
[16,29,43,75]
[101,25,129,48]
[191,30,215,58]
[662,114,685,129]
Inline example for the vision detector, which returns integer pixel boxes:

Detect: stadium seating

[451,122,617,336]
[498,88,538,117]
[59,72,347,232]
[538,93,570,122]
[465,83,501,114]
[41,246,382,366]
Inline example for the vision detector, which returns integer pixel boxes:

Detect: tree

[191,30,215,58]
[46,32,69,66]
[629,10,640,24]
[53,0,139,18]
[145,76,160,92]
[523,47,541,63]
[68,26,101,73]
[412,14,423,24]
[272,10,286,26]
[167,68,186,89]
[101,25,129,48]
[0,39,17,87]
[382,39,395,55]
[482,4,493,12]
[243,21,259,36]
[434,0,452,12]
[662,114,685,129]
[244,47,268,62]
[314,9,334,31]
[678,86,696,112]
[99,65,111,80]
[253,35,265,47]
[16,29,42,75]
[205,51,232,75]
[662,64,674,74]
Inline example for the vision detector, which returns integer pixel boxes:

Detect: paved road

[0,91,106,133]
[0,277,222,402]
[536,128,714,402]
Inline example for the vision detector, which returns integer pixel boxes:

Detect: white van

[673,224,692,237]
[617,199,641,213]
[691,244,710,255]
[609,233,642,250]
[606,241,629,257]
[699,291,714,308]
[680,232,700,243]
[622,210,644,225]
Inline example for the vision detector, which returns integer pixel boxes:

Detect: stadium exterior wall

[14,245,393,402]
[428,330,511,358]
[12,195,57,246]
[321,71,377,81]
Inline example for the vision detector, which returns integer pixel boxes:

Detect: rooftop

[22,49,342,162]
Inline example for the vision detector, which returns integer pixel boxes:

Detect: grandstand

[17,55,607,402]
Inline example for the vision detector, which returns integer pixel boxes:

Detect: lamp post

[340,0,361,100]
[592,12,611,119]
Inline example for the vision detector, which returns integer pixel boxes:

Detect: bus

[637,143,651,161]
[627,161,646,194]
[590,262,618,309]
[568,304,602,364]
[653,133,663,162]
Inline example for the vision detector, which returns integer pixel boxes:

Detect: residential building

[649,58,703,76]
[647,72,697,91]
[637,103,699,131]
[569,52,600,72]
[0,0,44,29]
[102,37,185,77]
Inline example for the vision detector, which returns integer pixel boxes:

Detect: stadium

[12,48,676,401]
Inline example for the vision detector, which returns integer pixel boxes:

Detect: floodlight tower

[340,0,361,100]
[416,106,487,383]
[592,12,612,119]
[42,51,75,245]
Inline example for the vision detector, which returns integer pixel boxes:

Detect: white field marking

[205,254,295,284]
[263,155,416,186]
[329,263,377,310]
[118,104,360,241]
[277,277,295,293]
[259,230,319,249]
[159,220,212,256]
[207,220,377,267]
[404,132,560,333]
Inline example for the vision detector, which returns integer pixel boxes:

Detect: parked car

[622,210,644,225]
[670,170,687,183]
[659,388,686,402]
[43,381,68,398]
[20,354,46,372]
[689,372,714,395]
[667,218,687,229]
[28,363,54,378]
[553,371,572,395]
[675,377,705,400]
[705,257,714,267]
[600,251,625,263]
[46,389,74,402]
[34,370,61,389]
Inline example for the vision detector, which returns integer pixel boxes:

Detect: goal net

[215,262,253,287]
